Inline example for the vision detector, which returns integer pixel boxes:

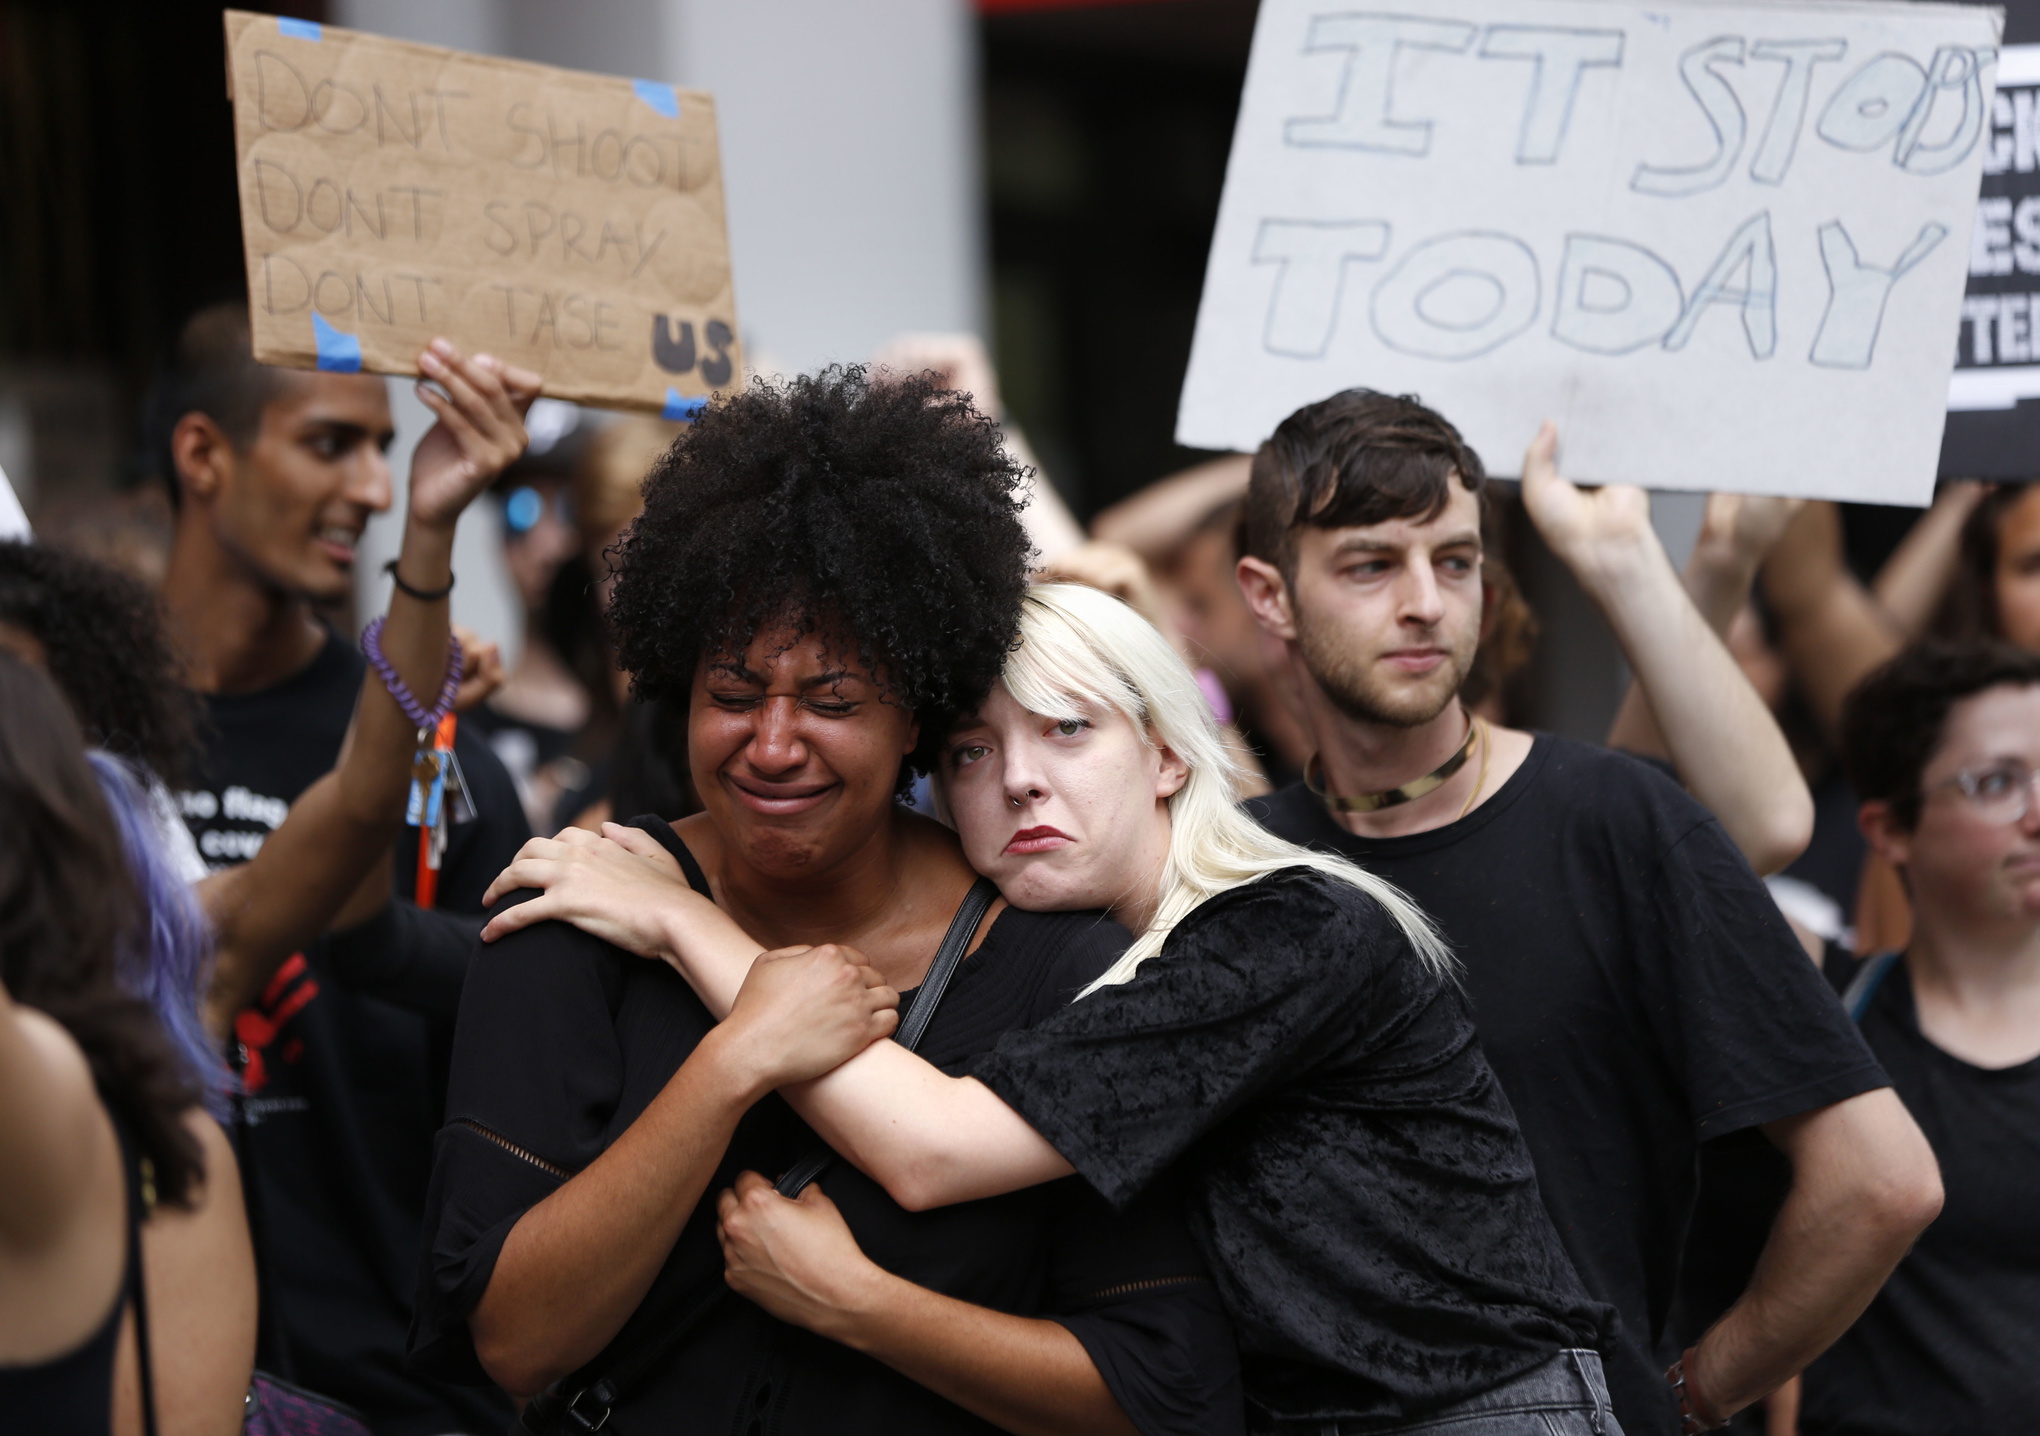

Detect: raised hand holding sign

[224,11,739,417]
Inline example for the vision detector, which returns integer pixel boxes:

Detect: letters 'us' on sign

[224,10,739,418]
[1178,0,2003,505]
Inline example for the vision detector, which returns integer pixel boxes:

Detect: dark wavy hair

[606,367,1032,786]
[0,656,204,1206]
[140,301,287,506]
[1936,485,2032,643]
[1243,388,1489,579]
[1840,638,2040,828]
[0,541,200,785]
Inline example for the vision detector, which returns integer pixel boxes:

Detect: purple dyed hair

[88,751,235,1118]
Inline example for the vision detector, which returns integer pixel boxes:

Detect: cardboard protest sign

[224,11,738,418]
[1177,0,2001,505]
[1944,41,2040,477]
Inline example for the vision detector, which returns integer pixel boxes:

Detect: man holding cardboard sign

[1179,0,2000,507]
[224,10,740,420]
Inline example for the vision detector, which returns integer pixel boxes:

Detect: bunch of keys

[405,711,477,874]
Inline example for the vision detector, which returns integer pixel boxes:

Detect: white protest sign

[1177,0,2003,504]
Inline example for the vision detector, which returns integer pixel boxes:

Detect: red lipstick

[1005,825,1071,855]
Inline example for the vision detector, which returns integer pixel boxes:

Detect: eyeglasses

[1933,760,2040,825]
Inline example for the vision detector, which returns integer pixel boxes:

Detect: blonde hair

[997,583,1452,993]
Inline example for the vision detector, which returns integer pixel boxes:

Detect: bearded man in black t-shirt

[1232,389,1943,1436]
[153,303,529,1436]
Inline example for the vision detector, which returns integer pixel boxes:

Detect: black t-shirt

[1249,736,1889,1436]
[1800,955,2040,1436]
[973,865,1613,1431]
[413,823,1244,1436]
[179,630,530,1436]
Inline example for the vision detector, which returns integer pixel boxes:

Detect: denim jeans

[1289,1349,1625,1436]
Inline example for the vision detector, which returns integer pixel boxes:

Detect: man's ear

[170,412,234,506]
[1858,800,1913,870]
[903,716,921,758]
[1236,555,1299,642]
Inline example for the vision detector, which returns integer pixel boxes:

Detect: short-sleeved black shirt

[412,822,1244,1436]
[1249,736,1889,1436]
[1800,955,2040,1436]
[972,866,1613,1430]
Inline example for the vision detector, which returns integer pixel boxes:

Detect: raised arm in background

[1605,486,1799,760]
[869,332,1086,565]
[1759,502,1902,744]
[1517,426,1814,874]
[197,341,536,1037]
[1872,480,1987,639]
[1089,455,1252,566]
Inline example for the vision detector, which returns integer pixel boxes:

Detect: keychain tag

[441,746,479,826]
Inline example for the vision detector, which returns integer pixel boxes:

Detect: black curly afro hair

[0,542,201,785]
[607,366,1032,787]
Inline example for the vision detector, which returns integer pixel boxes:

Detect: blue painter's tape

[663,388,706,421]
[312,314,362,374]
[633,79,680,119]
[277,17,322,41]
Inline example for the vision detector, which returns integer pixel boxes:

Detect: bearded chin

[1296,623,1470,730]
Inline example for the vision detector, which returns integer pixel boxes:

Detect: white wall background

[333,0,984,653]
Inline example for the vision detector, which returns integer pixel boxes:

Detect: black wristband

[384,559,455,602]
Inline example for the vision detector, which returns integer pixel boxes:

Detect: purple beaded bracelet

[360,617,464,730]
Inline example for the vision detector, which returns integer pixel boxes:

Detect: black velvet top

[973,866,1612,1431]
[410,822,1244,1436]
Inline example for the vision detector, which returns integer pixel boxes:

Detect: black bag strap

[114,1123,161,1436]
[625,814,713,900]
[773,877,998,1198]
[521,875,1001,1436]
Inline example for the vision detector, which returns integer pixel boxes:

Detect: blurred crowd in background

[3,4,2039,1436]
